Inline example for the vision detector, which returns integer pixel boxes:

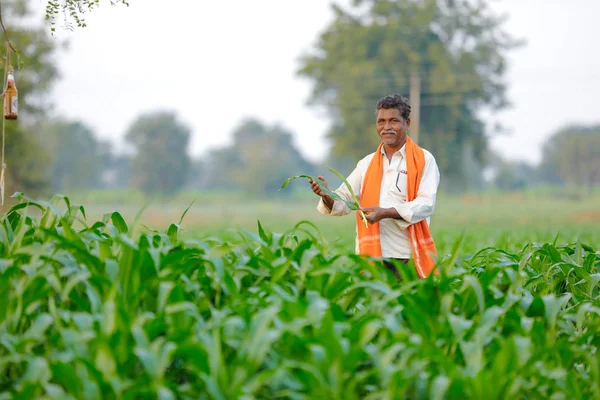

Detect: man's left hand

[361,206,389,224]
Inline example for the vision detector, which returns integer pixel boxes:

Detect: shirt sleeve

[317,159,365,216]
[390,216,411,230]
[393,152,440,224]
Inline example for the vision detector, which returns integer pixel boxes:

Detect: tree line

[31,111,600,197]
[32,113,317,197]
[492,125,600,194]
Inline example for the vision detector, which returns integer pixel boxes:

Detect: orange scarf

[356,137,437,278]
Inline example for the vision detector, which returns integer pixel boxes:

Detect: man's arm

[316,160,365,216]
[361,206,410,228]
[321,193,334,210]
[362,153,440,226]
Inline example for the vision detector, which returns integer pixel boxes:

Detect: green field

[65,190,600,254]
[1,191,599,398]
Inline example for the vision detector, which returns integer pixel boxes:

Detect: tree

[1,1,61,198]
[298,0,521,190]
[44,0,129,32]
[102,153,131,189]
[125,111,191,195]
[538,125,600,193]
[184,158,206,190]
[493,160,535,191]
[41,119,108,191]
[203,118,315,196]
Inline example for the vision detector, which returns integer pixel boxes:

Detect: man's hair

[376,94,411,120]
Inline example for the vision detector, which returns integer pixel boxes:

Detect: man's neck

[383,140,406,161]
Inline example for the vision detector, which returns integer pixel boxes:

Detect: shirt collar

[380,143,406,158]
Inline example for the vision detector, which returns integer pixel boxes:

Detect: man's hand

[309,175,328,196]
[309,176,334,210]
[362,206,401,224]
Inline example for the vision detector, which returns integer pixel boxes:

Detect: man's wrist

[384,207,402,220]
[322,195,334,210]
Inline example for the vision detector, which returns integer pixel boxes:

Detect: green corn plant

[0,192,599,399]
[280,165,369,228]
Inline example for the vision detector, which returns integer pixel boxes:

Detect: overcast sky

[43,0,600,165]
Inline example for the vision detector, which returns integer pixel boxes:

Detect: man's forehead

[377,108,402,119]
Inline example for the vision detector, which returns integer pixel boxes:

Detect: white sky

[42,0,600,165]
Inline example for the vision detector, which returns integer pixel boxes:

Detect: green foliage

[203,118,315,196]
[538,124,600,193]
[280,165,368,227]
[44,0,130,32]
[298,0,521,190]
[125,111,192,196]
[1,192,599,398]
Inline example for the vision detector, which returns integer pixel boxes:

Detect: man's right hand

[309,176,329,197]
[309,176,334,210]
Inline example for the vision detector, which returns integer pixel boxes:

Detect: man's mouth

[381,131,396,136]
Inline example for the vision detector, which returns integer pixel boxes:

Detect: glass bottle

[4,66,18,120]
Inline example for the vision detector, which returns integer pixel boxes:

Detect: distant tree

[538,125,600,193]
[298,0,521,190]
[493,160,536,191]
[125,111,191,195]
[184,158,205,189]
[41,119,106,191]
[4,130,52,196]
[203,118,315,196]
[102,153,131,189]
[202,148,241,191]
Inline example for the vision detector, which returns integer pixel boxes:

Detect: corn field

[1,193,599,399]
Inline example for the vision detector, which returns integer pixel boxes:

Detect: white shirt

[317,144,440,258]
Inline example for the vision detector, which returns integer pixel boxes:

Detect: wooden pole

[409,71,421,145]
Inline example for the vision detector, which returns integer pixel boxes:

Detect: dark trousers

[382,258,409,280]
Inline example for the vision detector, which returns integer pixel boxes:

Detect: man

[310,94,440,279]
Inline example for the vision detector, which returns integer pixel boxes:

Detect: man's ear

[405,117,411,129]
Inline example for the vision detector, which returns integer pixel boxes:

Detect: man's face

[377,108,410,148]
